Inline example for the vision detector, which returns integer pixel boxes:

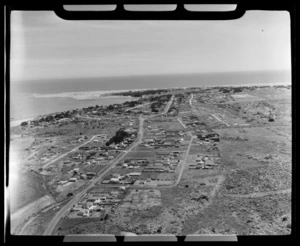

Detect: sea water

[10,70,291,123]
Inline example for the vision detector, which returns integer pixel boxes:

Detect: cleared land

[10,85,291,235]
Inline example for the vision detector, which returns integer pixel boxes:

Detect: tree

[106,129,130,146]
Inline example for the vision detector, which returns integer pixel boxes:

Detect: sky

[10,10,291,82]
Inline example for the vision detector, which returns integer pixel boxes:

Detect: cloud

[10,10,291,82]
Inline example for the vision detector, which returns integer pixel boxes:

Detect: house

[79,146,90,150]
[88,205,97,211]
[82,210,90,217]
[119,186,126,191]
[110,178,120,183]
[127,172,141,176]
[112,173,121,179]
[69,177,77,182]
[80,174,87,180]
[110,191,119,197]
[86,172,97,179]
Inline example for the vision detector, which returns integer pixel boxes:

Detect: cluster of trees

[111,89,169,98]
[149,94,172,112]
[106,129,130,146]
[176,94,184,104]
[218,87,245,94]
[21,121,28,126]
[122,100,142,108]
[106,104,123,111]
[38,110,75,123]
[86,151,97,160]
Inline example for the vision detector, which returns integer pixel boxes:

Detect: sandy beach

[32,89,136,100]
[10,117,36,127]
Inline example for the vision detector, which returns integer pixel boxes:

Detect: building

[86,172,97,179]
[69,177,77,182]
[110,178,120,183]
[127,172,141,176]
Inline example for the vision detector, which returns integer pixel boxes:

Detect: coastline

[32,90,134,101]
[10,117,36,127]
[10,83,290,127]
[31,82,291,100]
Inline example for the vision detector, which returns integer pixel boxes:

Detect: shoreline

[10,117,36,127]
[30,82,291,100]
[10,83,290,127]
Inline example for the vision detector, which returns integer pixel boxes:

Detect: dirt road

[42,135,98,169]
[177,118,187,129]
[43,115,144,235]
[162,95,175,114]
[189,93,194,107]
[169,134,195,187]
[125,102,151,112]
[75,115,129,121]
[210,114,230,127]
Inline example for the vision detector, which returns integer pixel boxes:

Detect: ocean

[10,70,291,123]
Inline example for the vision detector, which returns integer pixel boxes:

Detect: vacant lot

[181,192,291,235]
[215,126,291,170]
[124,151,157,159]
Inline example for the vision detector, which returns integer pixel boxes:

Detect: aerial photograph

[8,8,291,236]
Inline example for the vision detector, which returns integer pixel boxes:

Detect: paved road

[43,115,144,235]
[42,135,98,169]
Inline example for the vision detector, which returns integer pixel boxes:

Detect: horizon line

[11,69,291,83]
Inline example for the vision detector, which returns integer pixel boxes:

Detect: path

[43,115,144,235]
[210,175,226,197]
[210,114,230,127]
[177,118,187,129]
